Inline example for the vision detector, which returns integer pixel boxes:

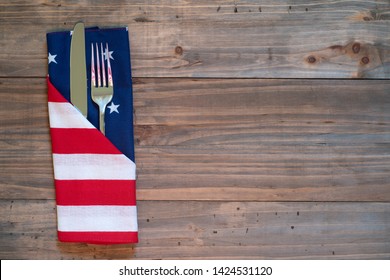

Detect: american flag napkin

[46,27,137,244]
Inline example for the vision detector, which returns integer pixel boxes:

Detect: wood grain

[134,78,390,201]
[0,78,389,201]
[1,200,389,259]
[1,0,389,78]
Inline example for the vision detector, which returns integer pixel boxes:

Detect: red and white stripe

[47,78,138,244]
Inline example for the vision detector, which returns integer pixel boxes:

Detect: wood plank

[1,0,389,78]
[0,78,389,201]
[133,78,390,126]
[135,147,390,202]
[0,200,389,259]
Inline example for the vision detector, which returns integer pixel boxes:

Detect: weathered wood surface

[0,0,389,260]
[1,200,389,259]
[1,78,389,201]
[1,0,390,78]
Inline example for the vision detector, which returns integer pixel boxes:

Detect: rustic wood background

[1,0,389,259]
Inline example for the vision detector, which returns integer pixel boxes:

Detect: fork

[91,42,113,135]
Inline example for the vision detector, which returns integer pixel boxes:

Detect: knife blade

[70,22,88,117]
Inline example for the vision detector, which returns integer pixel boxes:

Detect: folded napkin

[47,26,137,244]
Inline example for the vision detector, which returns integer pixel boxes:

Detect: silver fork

[91,42,113,135]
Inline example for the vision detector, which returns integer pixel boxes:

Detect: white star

[48,53,57,64]
[70,30,73,36]
[107,102,120,114]
[104,50,114,60]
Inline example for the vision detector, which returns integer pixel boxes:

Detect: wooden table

[1,0,389,259]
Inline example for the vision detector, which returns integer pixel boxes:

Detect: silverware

[70,22,88,117]
[91,43,114,135]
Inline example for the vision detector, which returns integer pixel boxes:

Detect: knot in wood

[352,43,361,54]
[175,46,183,55]
[307,55,317,64]
[361,56,370,65]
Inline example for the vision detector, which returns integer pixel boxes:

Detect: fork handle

[99,107,106,135]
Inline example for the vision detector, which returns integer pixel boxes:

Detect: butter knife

[70,22,88,117]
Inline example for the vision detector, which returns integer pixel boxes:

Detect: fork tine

[101,43,106,87]
[91,43,96,87]
[96,43,101,87]
[106,43,113,87]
